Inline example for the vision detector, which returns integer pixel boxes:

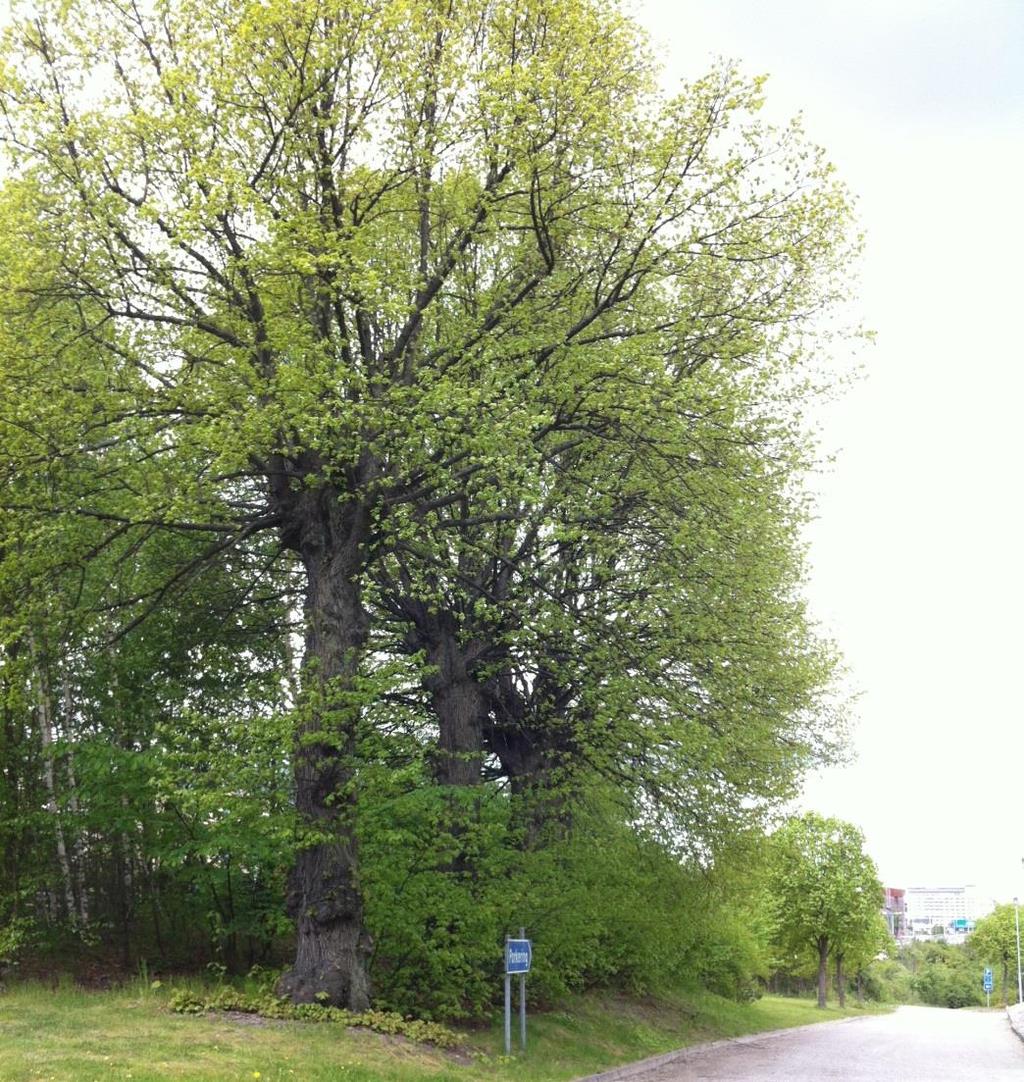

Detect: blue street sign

[505,938,532,974]
[983,967,994,993]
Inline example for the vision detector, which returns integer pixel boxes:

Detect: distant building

[902,885,992,941]
[883,887,906,938]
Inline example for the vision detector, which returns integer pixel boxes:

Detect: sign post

[983,966,994,1006]
[519,927,527,1051]
[504,954,511,1056]
[504,932,532,1055]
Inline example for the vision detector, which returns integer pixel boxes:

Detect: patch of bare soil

[347,1026,475,1066]
[214,1010,287,1028]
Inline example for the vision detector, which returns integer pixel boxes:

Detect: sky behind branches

[635,0,1024,905]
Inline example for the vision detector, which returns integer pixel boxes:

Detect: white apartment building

[904,885,992,938]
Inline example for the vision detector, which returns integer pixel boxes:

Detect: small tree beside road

[767,813,885,1008]
[969,904,1019,1006]
[833,908,890,1007]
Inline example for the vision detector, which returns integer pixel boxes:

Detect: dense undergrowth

[4,801,773,1022]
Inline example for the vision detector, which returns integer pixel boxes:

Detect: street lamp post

[1015,895,1023,1006]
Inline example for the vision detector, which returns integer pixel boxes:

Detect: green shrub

[907,943,982,1009]
[359,783,771,1019]
[168,988,461,1048]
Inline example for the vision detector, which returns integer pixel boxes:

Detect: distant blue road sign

[505,938,532,974]
[983,967,994,993]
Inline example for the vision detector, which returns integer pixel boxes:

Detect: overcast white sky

[634,0,1024,905]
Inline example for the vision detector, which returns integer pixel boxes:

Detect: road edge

[1007,1003,1024,1043]
[572,1014,870,1082]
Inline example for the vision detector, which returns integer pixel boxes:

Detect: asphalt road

[589,1007,1024,1082]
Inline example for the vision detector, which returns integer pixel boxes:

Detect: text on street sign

[506,939,532,974]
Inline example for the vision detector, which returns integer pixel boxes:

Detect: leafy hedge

[360,786,772,1019]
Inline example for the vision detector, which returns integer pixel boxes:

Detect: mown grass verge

[0,980,890,1082]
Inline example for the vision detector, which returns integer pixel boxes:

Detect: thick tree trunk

[486,673,575,848]
[424,623,485,789]
[413,621,487,875]
[276,488,372,1009]
[816,936,829,1008]
[835,951,846,1008]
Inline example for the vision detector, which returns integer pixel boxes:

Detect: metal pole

[1014,898,1023,1006]
[504,935,512,1055]
[519,926,527,1051]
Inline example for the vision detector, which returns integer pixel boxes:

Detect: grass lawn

[0,981,889,1082]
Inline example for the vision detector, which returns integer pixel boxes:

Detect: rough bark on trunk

[424,623,485,789]
[816,936,829,1008]
[411,621,487,875]
[276,487,372,1009]
[835,951,846,1008]
[486,673,575,848]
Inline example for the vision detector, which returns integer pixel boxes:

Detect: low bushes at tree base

[168,988,461,1048]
